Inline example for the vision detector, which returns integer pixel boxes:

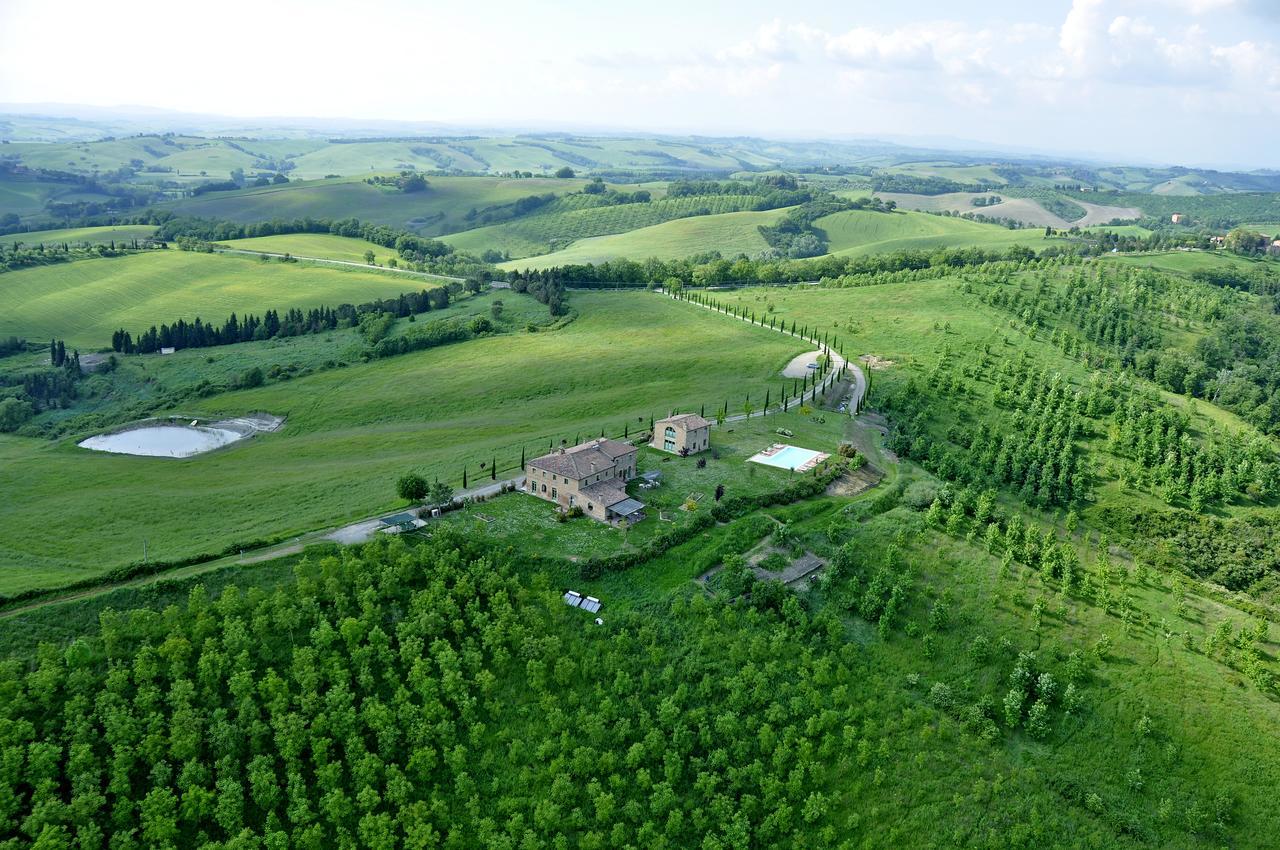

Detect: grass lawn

[0,291,809,594]
[0,249,441,348]
[218,233,400,265]
[3,224,159,246]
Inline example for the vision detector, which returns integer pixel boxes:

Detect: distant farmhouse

[1171,213,1185,224]
[526,438,645,523]
[652,413,711,455]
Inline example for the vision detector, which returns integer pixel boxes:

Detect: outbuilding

[652,413,712,455]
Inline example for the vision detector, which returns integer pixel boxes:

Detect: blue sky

[1,0,1277,166]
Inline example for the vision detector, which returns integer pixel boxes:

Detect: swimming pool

[748,444,829,471]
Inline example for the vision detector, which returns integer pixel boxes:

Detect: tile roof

[528,438,636,480]
[581,480,628,507]
[657,413,712,429]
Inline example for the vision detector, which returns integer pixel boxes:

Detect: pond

[78,424,249,458]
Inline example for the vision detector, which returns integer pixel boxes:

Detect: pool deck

[747,443,830,472]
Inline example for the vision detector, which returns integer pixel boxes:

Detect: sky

[1,0,1278,167]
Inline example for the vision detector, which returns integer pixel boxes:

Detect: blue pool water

[750,445,823,470]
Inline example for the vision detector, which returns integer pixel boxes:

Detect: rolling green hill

[3,224,158,246]
[0,293,803,589]
[160,174,592,235]
[443,193,766,259]
[498,208,789,270]
[816,209,1055,256]
[217,233,399,265]
[0,250,437,347]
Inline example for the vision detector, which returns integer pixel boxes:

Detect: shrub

[903,481,940,510]
[759,552,789,572]
[396,473,428,502]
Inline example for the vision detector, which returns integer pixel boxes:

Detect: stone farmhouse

[525,438,646,523]
[652,413,712,455]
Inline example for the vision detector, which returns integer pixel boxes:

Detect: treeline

[870,173,1001,195]
[0,339,87,432]
[152,215,453,262]
[361,314,493,359]
[505,242,1062,288]
[0,239,154,273]
[111,287,451,354]
[508,276,568,315]
[758,195,854,258]
[667,173,811,210]
[0,336,26,358]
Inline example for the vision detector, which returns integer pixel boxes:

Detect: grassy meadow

[218,232,399,265]
[0,249,440,348]
[3,224,158,246]
[0,292,807,593]
[498,208,788,270]
[160,174,593,235]
[817,209,1056,257]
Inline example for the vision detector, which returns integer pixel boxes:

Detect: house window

[587,503,593,512]
[541,484,547,493]
[569,495,576,507]
[551,487,557,499]
[664,426,675,438]
[664,440,676,452]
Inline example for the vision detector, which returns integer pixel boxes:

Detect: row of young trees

[971,261,1280,438]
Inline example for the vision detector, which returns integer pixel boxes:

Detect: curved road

[666,289,867,418]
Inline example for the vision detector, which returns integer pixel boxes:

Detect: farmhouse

[525,438,645,523]
[1171,213,1185,224]
[652,413,712,455]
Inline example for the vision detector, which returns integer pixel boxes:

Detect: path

[214,248,465,282]
[665,289,866,418]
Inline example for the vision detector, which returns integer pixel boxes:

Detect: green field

[1104,250,1273,275]
[0,249,438,348]
[218,232,399,264]
[816,209,1055,256]
[3,224,158,246]
[443,194,768,259]
[161,174,593,235]
[0,171,118,221]
[498,208,788,270]
[0,292,806,592]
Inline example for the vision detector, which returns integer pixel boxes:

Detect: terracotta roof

[528,438,637,480]
[657,413,712,429]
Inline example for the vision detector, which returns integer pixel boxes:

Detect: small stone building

[652,413,712,455]
[525,438,644,523]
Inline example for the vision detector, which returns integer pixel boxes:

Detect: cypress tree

[491,457,496,480]
[462,466,468,489]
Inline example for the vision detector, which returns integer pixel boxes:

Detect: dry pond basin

[78,413,284,458]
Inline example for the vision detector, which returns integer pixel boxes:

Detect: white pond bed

[77,414,283,458]
[79,425,246,458]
